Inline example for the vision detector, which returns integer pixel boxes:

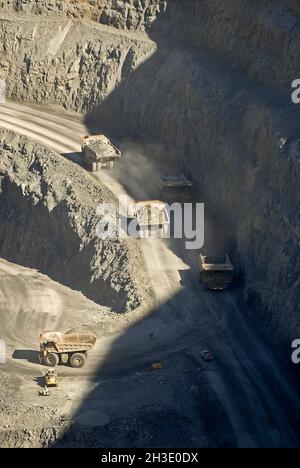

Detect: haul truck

[39,331,97,368]
[128,200,170,238]
[81,134,121,172]
[200,254,234,290]
[159,174,193,205]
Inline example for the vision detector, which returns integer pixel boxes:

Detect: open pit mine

[0,0,300,451]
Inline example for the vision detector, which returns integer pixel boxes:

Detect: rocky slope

[0,129,145,311]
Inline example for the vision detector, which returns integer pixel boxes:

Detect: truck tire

[70,353,86,368]
[91,162,98,172]
[43,353,59,367]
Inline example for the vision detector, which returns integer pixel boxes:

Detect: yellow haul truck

[128,200,170,238]
[81,134,121,171]
[200,254,234,290]
[39,331,97,368]
[159,175,193,205]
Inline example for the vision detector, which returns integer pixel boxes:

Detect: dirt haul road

[0,101,300,447]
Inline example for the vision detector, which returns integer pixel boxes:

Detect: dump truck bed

[130,201,170,227]
[200,255,234,290]
[81,134,121,162]
[200,255,234,271]
[40,331,97,353]
[160,175,193,188]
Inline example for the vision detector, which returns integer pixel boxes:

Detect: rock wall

[0,129,143,311]
[0,16,157,112]
[1,0,165,31]
[1,0,300,104]
[157,0,300,95]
